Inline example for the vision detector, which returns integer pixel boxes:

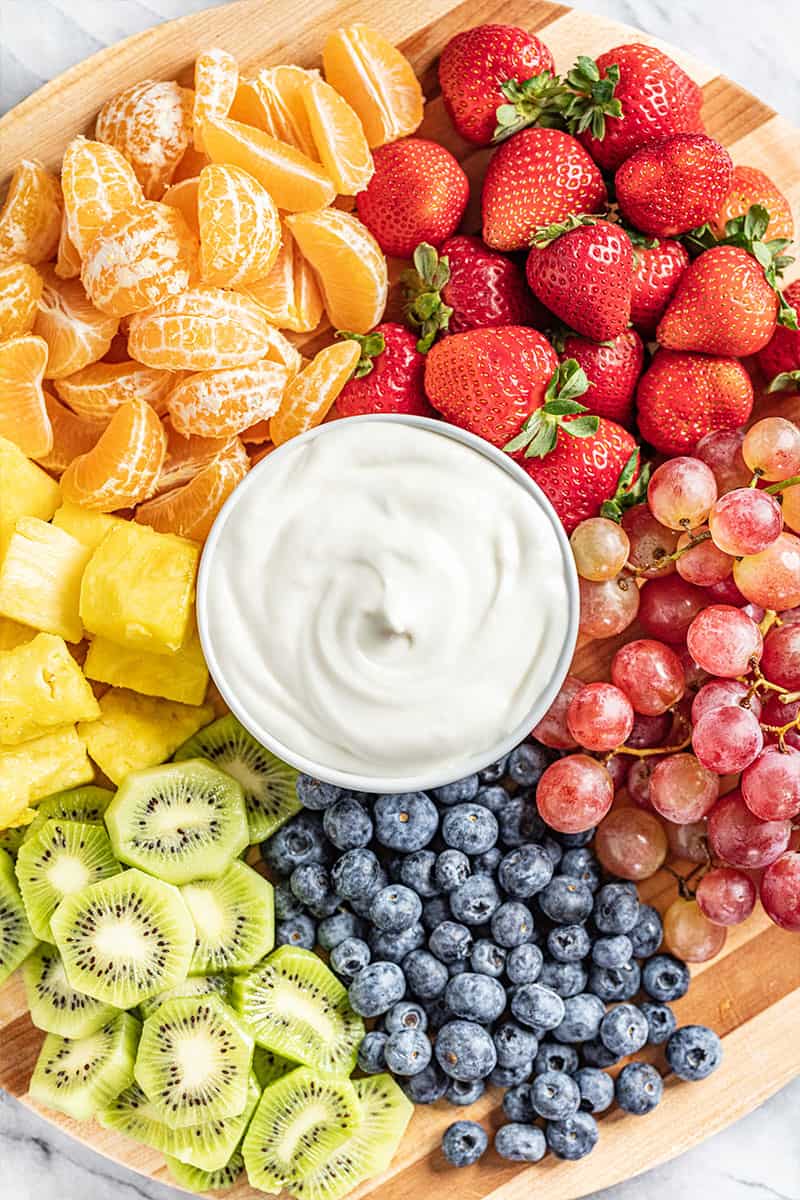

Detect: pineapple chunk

[0,725,94,828]
[0,436,61,552]
[84,624,209,706]
[78,688,213,784]
[80,523,199,655]
[0,517,91,643]
[0,616,35,651]
[52,503,125,551]
[0,633,100,746]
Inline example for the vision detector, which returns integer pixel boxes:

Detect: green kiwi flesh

[174,716,301,844]
[0,863,37,987]
[29,1011,141,1120]
[231,946,364,1077]
[104,760,248,885]
[0,826,26,859]
[134,994,254,1127]
[242,1067,360,1195]
[138,972,229,1020]
[22,787,115,844]
[50,868,194,1008]
[15,819,121,940]
[253,1046,296,1089]
[23,942,118,1038]
[166,1148,245,1193]
[180,859,274,974]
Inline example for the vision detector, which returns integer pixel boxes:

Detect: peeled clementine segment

[60,397,167,510]
[155,419,236,494]
[193,48,239,152]
[0,159,62,266]
[286,207,388,334]
[61,136,145,259]
[34,267,119,381]
[262,325,304,376]
[322,24,424,148]
[166,360,291,438]
[198,163,281,287]
[270,338,360,445]
[127,287,273,371]
[136,438,249,540]
[172,144,210,184]
[95,80,194,198]
[0,262,43,341]
[54,360,177,420]
[303,76,373,195]
[248,441,275,465]
[0,335,52,457]
[241,419,271,444]
[230,67,319,159]
[36,390,108,475]
[202,116,335,212]
[163,177,200,235]
[55,214,82,280]
[242,221,324,333]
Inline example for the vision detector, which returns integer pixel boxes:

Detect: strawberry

[636,349,754,455]
[525,216,633,342]
[629,236,689,336]
[438,23,556,146]
[558,329,644,427]
[482,128,606,252]
[757,281,800,392]
[356,138,469,259]
[336,323,435,418]
[616,133,733,239]
[711,165,794,242]
[424,325,559,447]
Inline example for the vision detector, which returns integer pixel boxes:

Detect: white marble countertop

[1,1,800,1198]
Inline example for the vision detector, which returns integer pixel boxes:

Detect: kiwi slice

[22,786,115,844]
[104,760,249,886]
[243,1067,360,1194]
[181,859,275,975]
[231,946,364,1077]
[134,994,254,1127]
[0,826,26,859]
[166,1148,245,1193]
[23,942,118,1038]
[50,868,194,1009]
[0,863,37,986]
[253,1046,296,1089]
[15,819,121,940]
[138,972,230,1020]
[291,1075,414,1200]
[29,1010,141,1120]
[175,715,301,845]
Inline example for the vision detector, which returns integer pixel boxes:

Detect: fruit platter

[1,0,800,1197]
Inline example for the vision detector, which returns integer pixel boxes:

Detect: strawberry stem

[560,56,624,140]
[767,369,800,394]
[503,360,597,458]
[493,72,571,142]
[336,329,386,378]
[401,242,453,353]
[531,213,600,248]
[600,448,649,523]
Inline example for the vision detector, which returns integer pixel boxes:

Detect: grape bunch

[536,415,800,958]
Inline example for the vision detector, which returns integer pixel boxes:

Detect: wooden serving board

[2,1,800,1197]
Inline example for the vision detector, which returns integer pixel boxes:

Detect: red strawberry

[438,23,555,146]
[712,166,794,243]
[616,133,733,238]
[482,128,606,252]
[424,325,558,447]
[558,329,644,427]
[629,237,689,336]
[526,217,633,342]
[337,323,435,418]
[757,280,800,391]
[636,349,754,455]
[356,138,469,259]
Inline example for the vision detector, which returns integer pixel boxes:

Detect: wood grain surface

[1,1,799,1197]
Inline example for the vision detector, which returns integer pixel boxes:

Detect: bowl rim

[197,413,579,793]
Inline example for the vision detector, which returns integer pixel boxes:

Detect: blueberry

[560,847,601,891]
[384,1028,432,1076]
[472,847,503,876]
[436,1020,497,1082]
[357,1030,387,1074]
[429,920,473,964]
[349,878,387,919]
[442,804,499,855]
[559,828,595,849]
[274,883,304,921]
[420,894,452,932]
[553,993,605,1044]
[541,835,564,870]
[666,1025,723,1081]
[640,1001,677,1045]
[628,904,663,958]
[263,812,327,874]
[374,792,438,852]
[581,1036,619,1069]
[384,1000,428,1035]
[446,1078,486,1106]
[323,797,373,851]
[574,1067,614,1114]
[474,785,508,814]
[431,775,480,806]
[588,960,641,1003]
[317,910,363,950]
[276,914,316,949]
[449,875,501,925]
[498,844,554,899]
[490,1062,533,1087]
[403,949,448,1001]
[449,960,469,977]
[591,934,633,968]
[330,937,371,981]
[506,943,544,985]
[511,983,566,1032]
[370,884,422,933]
[491,900,535,948]
[348,961,405,1017]
[539,876,594,924]
[547,924,591,963]
[435,849,471,893]
[368,922,425,965]
[441,1120,488,1167]
[478,757,509,785]
[642,954,690,1003]
[332,848,384,902]
[534,1040,579,1075]
[295,776,343,810]
[508,742,549,786]
[470,939,506,978]
[401,1062,448,1104]
[615,1062,664,1115]
[424,996,452,1032]
[600,1003,649,1057]
[498,794,543,847]
[503,1083,536,1122]
[290,862,336,915]
[399,850,440,898]
[445,973,506,1023]
[539,959,587,998]
[593,882,640,934]
[495,1123,547,1163]
[532,1070,580,1120]
[494,1021,538,1069]
[546,1111,599,1160]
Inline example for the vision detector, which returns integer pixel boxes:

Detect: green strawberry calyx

[503,360,598,458]
[559,56,624,140]
[336,329,386,378]
[401,242,454,353]
[492,57,624,144]
[493,71,571,142]
[531,213,601,249]
[600,448,650,523]
[767,369,800,394]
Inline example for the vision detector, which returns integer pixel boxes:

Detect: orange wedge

[155,420,236,494]
[242,221,324,333]
[163,177,200,235]
[136,438,249,541]
[60,398,167,510]
[55,214,82,280]
[241,420,271,444]
[270,339,360,445]
[202,115,335,212]
[54,361,177,421]
[36,391,108,475]
[198,163,281,287]
[166,360,291,438]
[0,335,52,457]
[322,24,424,148]
[34,267,119,381]
[303,76,374,195]
[286,207,388,334]
[0,262,43,341]
[127,287,273,371]
[95,80,194,198]
[193,48,239,152]
[61,136,144,259]
[230,67,319,158]
[172,144,210,184]
[0,159,62,266]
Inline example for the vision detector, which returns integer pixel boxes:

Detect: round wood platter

[2,1,800,1197]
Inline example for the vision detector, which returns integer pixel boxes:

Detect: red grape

[693,705,764,774]
[663,897,727,961]
[566,682,635,752]
[707,788,791,868]
[704,575,749,606]
[536,754,614,833]
[578,573,640,639]
[595,806,668,879]
[666,817,709,863]
[741,744,800,821]
[696,867,756,926]
[647,457,718,531]
[686,604,763,678]
[708,487,783,556]
[626,756,662,809]
[696,426,751,493]
[570,518,630,581]
[675,527,733,587]
[611,639,685,715]
[678,647,707,691]
[761,693,800,751]
[626,711,672,748]
[606,753,632,791]
[743,417,800,481]
[691,679,761,724]
[622,504,680,577]
[761,623,800,691]
[783,483,800,534]
[532,675,583,749]
[649,753,719,823]
[760,851,800,931]
[734,532,800,611]
[638,575,706,645]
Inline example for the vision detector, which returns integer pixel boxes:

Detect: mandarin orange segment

[54,360,177,420]
[162,177,200,235]
[248,441,275,466]
[95,80,194,199]
[0,159,62,266]
[242,221,324,333]
[60,136,145,259]
[81,201,198,317]
[59,397,167,510]
[303,76,374,195]
[136,438,249,541]
[127,287,273,371]
[269,338,360,445]
[286,207,388,334]
[241,419,272,444]
[193,48,239,152]
[261,325,304,376]
[202,115,335,212]
[172,144,210,184]
[36,391,108,475]
[0,335,52,457]
[0,262,43,341]
[55,214,82,280]
[230,67,319,159]
[34,266,119,381]
[166,360,291,438]
[155,420,236,494]
[322,24,424,148]
[198,163,281,287]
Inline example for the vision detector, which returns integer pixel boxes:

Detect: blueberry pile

[262,744,722,1166]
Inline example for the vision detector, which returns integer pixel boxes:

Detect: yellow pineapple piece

[0,616,35,651]
[0,725,95,828]
[0,633,100,746]
[0,517,92,643]
[78,688,213,784]
[84,624,209,706]
[52,503,125,551]
[0,436,61,552]
[80,523,199,655]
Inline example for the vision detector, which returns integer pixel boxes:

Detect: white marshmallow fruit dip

[198,415,577,791]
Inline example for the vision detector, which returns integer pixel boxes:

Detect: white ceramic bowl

[197,414,579,794]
